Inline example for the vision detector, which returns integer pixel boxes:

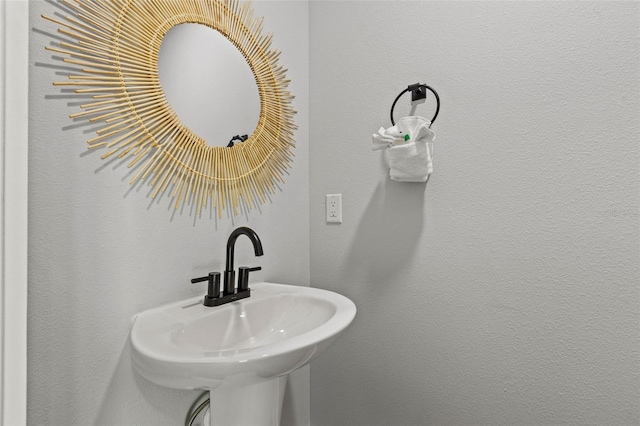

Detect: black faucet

[223,226,263,296]
[191,227,263,307]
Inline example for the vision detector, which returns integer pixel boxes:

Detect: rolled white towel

[374,116,436,182]
[371,125,407,151]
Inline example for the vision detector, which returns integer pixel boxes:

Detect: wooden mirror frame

[42,0,296,217]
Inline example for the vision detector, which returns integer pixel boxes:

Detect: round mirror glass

[158,23,260,147]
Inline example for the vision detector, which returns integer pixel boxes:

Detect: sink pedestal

[205,376,287,426]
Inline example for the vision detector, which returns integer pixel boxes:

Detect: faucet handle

[237,266,261,292]
[191,272,220,306]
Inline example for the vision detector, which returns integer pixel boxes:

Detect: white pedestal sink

[130,282,356,426]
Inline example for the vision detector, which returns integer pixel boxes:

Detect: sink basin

[130,282,356,425]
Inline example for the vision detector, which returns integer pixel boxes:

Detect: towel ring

[390,83,440,127]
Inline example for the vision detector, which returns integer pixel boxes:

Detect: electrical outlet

[326,194,342,224]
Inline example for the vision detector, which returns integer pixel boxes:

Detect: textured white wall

[309,2,639,425]
[28,1,309,425]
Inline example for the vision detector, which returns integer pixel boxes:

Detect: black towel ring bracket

[390,83,440,127]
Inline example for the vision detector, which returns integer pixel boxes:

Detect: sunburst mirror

[42,0,296,217]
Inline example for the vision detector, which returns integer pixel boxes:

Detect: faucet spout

[224,227,263,295]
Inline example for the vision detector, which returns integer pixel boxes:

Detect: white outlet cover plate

[326,194,342,223]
